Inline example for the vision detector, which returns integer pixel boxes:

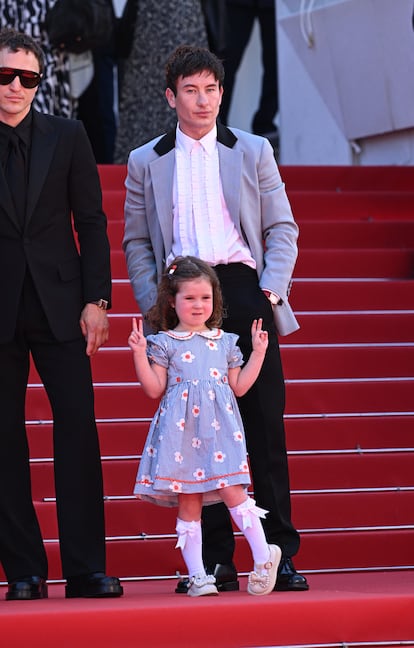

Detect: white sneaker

[247,544,282,596]
[187,573,219,597]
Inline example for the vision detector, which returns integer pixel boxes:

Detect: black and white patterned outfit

[114,0,209,163]
[0,0,75,117]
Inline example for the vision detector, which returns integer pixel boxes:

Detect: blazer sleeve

[69,121,112,307]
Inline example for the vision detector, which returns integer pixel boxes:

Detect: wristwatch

[262,290,280,306]
[90,299,109,310]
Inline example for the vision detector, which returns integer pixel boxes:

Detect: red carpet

[1,164,413,646]
[1,572,414,648]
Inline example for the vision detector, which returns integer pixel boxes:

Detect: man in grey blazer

[123,45,308,592]
[0,28,123,600]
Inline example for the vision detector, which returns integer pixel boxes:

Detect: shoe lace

[191,573,216,586]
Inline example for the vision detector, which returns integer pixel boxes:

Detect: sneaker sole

[187,586,219,597]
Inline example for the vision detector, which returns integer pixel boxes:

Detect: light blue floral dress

[134,328,251,507]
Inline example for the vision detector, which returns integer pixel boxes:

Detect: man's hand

[80,303,110,356]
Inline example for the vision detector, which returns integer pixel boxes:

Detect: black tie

[6,131,27,228]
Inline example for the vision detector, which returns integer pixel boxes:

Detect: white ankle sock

[175,518,205,578]
[229,497,270,566]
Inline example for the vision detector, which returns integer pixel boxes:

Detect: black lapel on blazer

[154,129,176,156]
[217,122,238,148]
[153,123,239,156]
[25,110,60,226]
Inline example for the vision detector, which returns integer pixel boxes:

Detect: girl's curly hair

[145,256,224,331]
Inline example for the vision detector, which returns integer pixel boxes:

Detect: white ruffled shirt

[167,124,255,270]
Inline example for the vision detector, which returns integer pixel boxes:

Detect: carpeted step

[25,377,414,421]
[284,414,414,451]
[294,220,414,249]
[26,415,414,459]
[295,248,414,278]
[281,164,414,192]
[3,527,410,581]
[112,248,414,280]
[281,344,414,378]
[107,218,414,252]
[286,312,414,344]
[29,450,414,500]
[104,189,414,226]
[1,572,414,648]
[103,310,414,346]
[289,191,414,220]
[110,278,414,313]
[289,279,414,310]
[27,343,414,383]
[33,490,414,539]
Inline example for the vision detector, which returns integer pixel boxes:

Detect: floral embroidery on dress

[169,481,183,493]
[182,351,195,363]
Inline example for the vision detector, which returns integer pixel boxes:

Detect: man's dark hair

[0,28,44,75]
[165,45,224,96]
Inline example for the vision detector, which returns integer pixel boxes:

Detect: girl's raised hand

[251,318,268,354]
[128,317,147,352]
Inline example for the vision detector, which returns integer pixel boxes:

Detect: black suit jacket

[0,110,111,343]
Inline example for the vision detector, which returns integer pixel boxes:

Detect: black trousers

[0,273,106,582]
[219,2,278,134]
[202,263,300,565]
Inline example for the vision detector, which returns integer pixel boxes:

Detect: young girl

[128,256,281,597]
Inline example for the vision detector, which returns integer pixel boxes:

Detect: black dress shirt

[0,110,32,227]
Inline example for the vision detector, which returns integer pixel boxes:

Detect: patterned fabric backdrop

[0,0,75,117]
[114,0,208,163]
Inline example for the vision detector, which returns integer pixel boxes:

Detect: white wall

[276,0,414,165]
[225,22,264,132]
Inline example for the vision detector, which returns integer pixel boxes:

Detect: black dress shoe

[65,572,123,598]
[175,562,239,594]
[6,576,48,601]
[274,556,309,591]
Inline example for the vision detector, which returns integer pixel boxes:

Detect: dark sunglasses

[0,67,41,89]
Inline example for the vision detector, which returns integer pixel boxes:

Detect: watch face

[94,299,108,310]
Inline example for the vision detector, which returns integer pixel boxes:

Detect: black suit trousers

[0,272,106,582]
[202,263,300,565]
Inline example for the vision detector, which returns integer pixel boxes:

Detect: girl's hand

[251,318,268,354]
[128,317,147,352]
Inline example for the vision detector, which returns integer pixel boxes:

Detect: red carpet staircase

[1,164,413,647]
